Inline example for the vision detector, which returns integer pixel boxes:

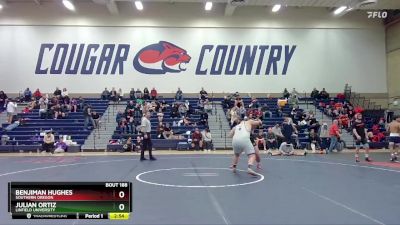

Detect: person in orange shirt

[327,120,341,153]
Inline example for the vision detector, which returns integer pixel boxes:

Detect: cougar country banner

[0,26,386,93]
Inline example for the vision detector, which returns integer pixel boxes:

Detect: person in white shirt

[6,100,17,124]
[61,88,69,98]
[140,112,156,161]
[202,128,213,151]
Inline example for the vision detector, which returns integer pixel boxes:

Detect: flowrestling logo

[35,41,296,76]
[133,41,191,74]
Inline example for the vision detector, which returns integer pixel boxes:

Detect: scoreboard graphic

[8,182,132,220]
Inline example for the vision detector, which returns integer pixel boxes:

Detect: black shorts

[388,136,400,144]
[355,138,368,147]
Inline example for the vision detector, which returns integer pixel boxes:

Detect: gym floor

[0,151,399,225]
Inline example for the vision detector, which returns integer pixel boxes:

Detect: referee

[140,111,156,161]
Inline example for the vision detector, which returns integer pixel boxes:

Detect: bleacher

[0,99,108,152]
[107,98,209,151]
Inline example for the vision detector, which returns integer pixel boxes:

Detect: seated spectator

[310,88,319,99]
[191,128,203,150]
[123,136,135,152]
[129,88,136,100]
[202,128,213,151]
[0,91,8,111]
[175,87,183,101]
[23,88,32,102]
[199,111,208,126]
[117,88,123,101]
[33,88,42,100]
[266,128,278,150]
[116,110,124,123]
[62,88,69,99]
[183,116,195,126]
[283,88,290,99]
[157,122,165,139]
[163,123,173,139]
[234,96,244,108]
[170,104,179,118]
[222,96,231,109]
[319,88,329,99]
[92,111,100,128]
[119,118,128,134]
[308,129,321,152]
[22,106,31,114]
[249,97,260,109]
[368,124,386,143]
[199,87,208,100]
[157,109,164,123]
[135,88,143,99]
[272,124,285,146]
[6,99,17,124]
[70,98,78,112]
[178,104,187,117]
[110,87,117,101]
[135,136,142,152]
[150,87,158,100]
[38,95,49,118]
[143,87,150,100]
[261,103,272,118]
[101,88,110,100]
[42,131,55,153]
[53,87,62,97]
[255,130,267,152]
[54,137,68,153]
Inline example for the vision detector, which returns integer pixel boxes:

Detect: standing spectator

[23,88,32,102]
[202,128,213,151]
[150,87,158,100]
[42,131,55,153]
[33,88,42,100]
[319,88,329,99]
[319,122,330,152]
[199,87,208,100]
[140,111,156,161]
[0,91,8,111]
[83,104,96,130]
[92,111,100,128]
[291,88,299,97]
[175,87,183,101]
[101,88,110,100]
[129,88,136,100]
[53,87,61,97]
[6,99,17,124]
[283,88,290,99]
[191,128,203,150]
[281,117,297,146]
[310,88,319,99]
[266,128,278,150]
[143,87,150,100]
[327,120,341,153]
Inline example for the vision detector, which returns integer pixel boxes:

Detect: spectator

[38,95,49,119]
[272,123,285,146]
[291,88,299,97]
[283,88,290,99]
[143,87,150,100]
[23,88,32,102]
[281,117,298,146]
[33,88,42,100]
[42,131,55,153]
[319,122,330,152]
[0,91,8,111]
[249,97,260,109]
[175,87,183,101]
[129,88,136,100]
[266,128,278,150]
[156,122,165,139]
[199,111,209,126]
[135,88,142,99]
[199,87,208,100]
[191,128,203,150]
[163,123,173,139]
[101,88,110,100]
[6,99,17,124]
[319,88,329,99]
[202,128,213,151]
[255,130,267,152]
[119,118,128,134]
[116,110,124,124]
[117,88,123,101]
[110,87,117,101]
[53,87,61,97]
[178,104,187,117]
[310,88,319,99]
[92,111,100,128]
[70,98,78,112]
[308,129,321,152]
[328,120,341,153]
[288,94,299,106]
[83,104,96,130]
[123,136,135,152]
[222,96,231,109]
[150,87,158,100]
[261,103,272,119]
[61,88,69,98]
[54,137,68,153]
